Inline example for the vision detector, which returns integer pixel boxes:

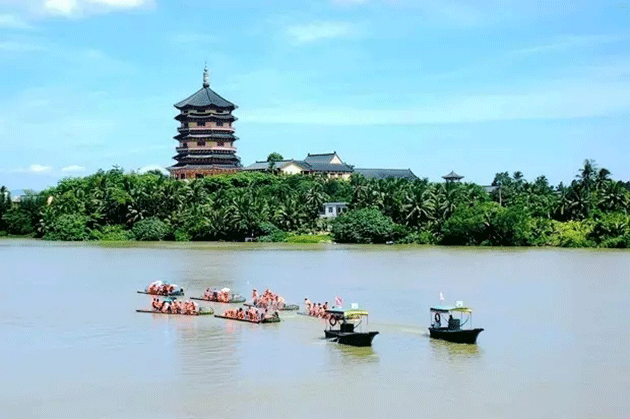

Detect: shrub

[174,228,191,242]
[97,225,133,241]
[331,208,398,244]
[396,230,435,245]
[45,214,88,241]
[286,234,331,243]
[548,220,594,248]
[441,203,532,246]
[2,206,35,235]
[589,212,630,247]
[132,218,169,241]
[256,222,288,242]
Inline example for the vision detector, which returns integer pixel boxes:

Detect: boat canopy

[325,308,369,318]
[430,305,472,313]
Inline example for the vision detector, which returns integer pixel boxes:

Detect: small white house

[321,202,348,218]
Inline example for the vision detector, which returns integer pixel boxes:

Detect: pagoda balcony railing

[178,126,234,132]
[176,146,236,153]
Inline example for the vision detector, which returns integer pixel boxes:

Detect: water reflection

[326,341,380,365]
[428,338,482,361]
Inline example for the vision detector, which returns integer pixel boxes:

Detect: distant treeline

[1,160,629,247]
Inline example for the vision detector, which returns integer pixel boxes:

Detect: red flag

[335,296,343,307]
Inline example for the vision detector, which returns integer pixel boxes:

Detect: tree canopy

[1,159,628,247]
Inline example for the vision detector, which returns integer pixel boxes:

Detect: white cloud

[241,78,630,125]
[138,165,168,175]
[43,0,79,16]
[170,33,217,46]
[332,0,368,4]
[42,0,153,17]
[89,0,149,8]
[0,13,35,29]
[515,34,626,55]
[28,164,53,174]
[0,41,46,52]
[286,21,361,44]
[61,165,86,172]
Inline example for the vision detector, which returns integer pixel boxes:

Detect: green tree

[267,152,284,171]
[331,208,400,244]
[132,217,169,241]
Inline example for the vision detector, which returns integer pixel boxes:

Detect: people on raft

[303,298,331,319]
[251,288,286,309]
[147,281,177,296]
[222,306,278,322]
[203,288,231,302]
[151,297,199,315]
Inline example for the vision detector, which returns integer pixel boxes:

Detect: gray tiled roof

[304,152,339,164]
[354,168,418,180]
[243,159,351,173]
[242,160,310,171]
[307,162,353,172]
[442,171,464,180]
[174,87,236,110]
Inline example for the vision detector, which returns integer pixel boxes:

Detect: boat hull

[137,289,184,297]
[244,303,299,311]
[191,296,246,304]
[136,308,213,316]
[428,327,484,344]
[214,314,281,324]
[325,330,379,347]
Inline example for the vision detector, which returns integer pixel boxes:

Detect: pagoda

[168,66,241,179]
[442,171,464,183]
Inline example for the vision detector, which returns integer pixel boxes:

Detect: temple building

[243,152,354,179]
[243,151,417,180]
[168,66,241,179]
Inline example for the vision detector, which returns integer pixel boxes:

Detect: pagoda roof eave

[175,114,237,121]
[174,86,237,110]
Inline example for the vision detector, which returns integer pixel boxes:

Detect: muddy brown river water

[1,239,628,418]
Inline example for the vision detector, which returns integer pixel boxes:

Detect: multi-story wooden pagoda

[168,66,241,179]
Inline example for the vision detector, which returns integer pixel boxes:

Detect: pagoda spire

[203,63,210,88]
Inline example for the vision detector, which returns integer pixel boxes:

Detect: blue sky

[0,0,629,190]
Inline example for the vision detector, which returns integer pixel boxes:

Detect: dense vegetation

[1,160,629,247]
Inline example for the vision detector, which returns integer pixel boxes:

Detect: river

[0,239,628,418]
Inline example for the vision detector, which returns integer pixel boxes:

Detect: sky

[0,0,629,191]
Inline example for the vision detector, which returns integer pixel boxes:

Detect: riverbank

[1,161,628,248]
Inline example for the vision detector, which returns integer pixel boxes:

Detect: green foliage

[286,234,332,243]
[132,217,169,241]
[589,212,630,248]
[257,222,289,242]
[331,208,400,244]
[0,160,627,246]
[0,186,11,232]
[45,214,88,241]
[396,229,436,245]
[548,220,595,248]
[267,152,284,162]
[91,225,134,241]
[441,202,532,246]
[2,206,35,235]
[174,229,192,242]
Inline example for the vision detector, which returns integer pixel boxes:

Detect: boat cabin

[324,308,379,347]
[429,304,484,344]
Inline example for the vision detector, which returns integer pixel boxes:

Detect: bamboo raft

[137,290,184,297]
[214,314,281,324]
[190,296,246,304]
[243,303,299,311]
[136,308,214,316]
